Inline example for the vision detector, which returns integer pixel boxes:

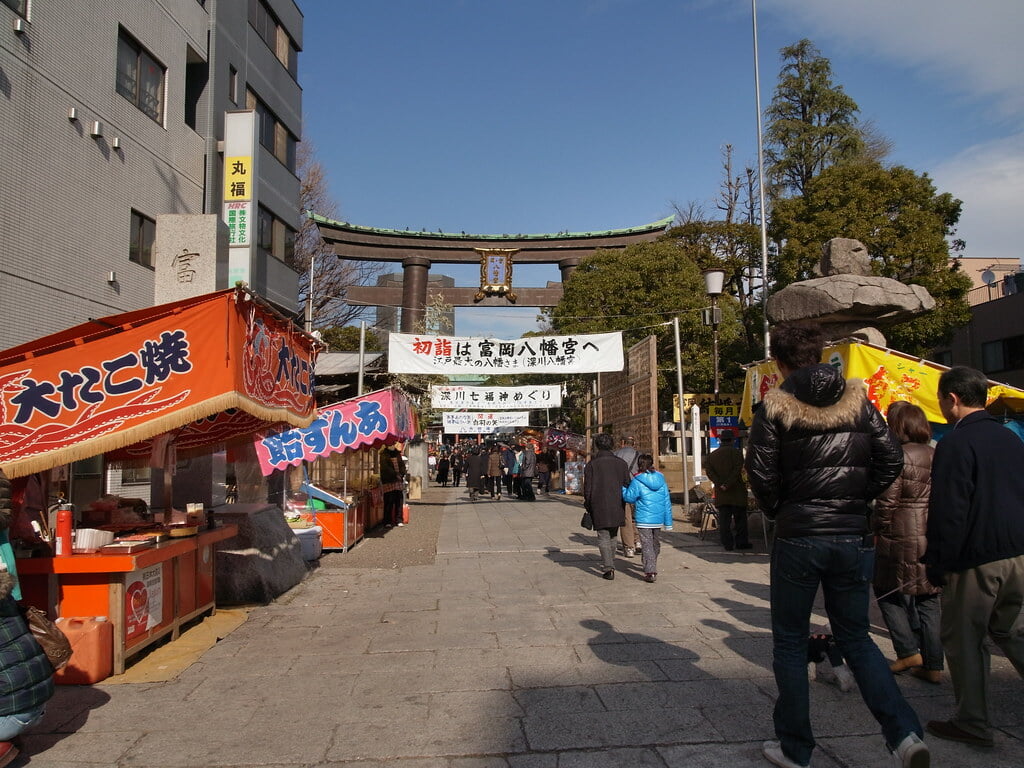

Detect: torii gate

[313,214,673,332]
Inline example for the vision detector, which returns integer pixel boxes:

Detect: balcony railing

[968,274,1024,307]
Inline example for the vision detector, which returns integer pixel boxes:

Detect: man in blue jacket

[923,366,1024,748]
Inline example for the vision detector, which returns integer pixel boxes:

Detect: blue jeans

[0,704,45,740]
[770,536,922,765]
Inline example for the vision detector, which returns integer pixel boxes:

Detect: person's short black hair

[770,322,825,370]
[938,366,988,408]
[719,432,735,443]
[636,454,655,472]
[594,433,614,451]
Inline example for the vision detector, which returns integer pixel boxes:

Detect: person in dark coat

[518,445,536,502]
[872,401,942,683]
[379,443,406,527]
[435,455,450,487]
[464,447,488,501]
[450,450,464,487]
[922,366,1024,748]
[704,432,750,551]
[0,469,55,765]
[745,323,927,768]
[583,433,631,580]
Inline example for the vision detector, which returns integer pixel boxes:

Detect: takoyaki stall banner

[0,288,317,478]
[740,339,1024,426]
[254,387,419,476]
[442,411,530,434]
[430,384,562,410]
[389,332,623,374]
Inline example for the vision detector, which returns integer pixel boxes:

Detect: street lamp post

[703,268,726,400]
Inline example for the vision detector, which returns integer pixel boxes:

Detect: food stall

[255,387,419,550]
[0,287,318,675]
[740,338,1024,427]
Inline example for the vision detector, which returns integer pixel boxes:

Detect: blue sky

[299,0,1024,337]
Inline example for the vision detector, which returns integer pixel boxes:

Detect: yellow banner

[672,393,742,422]
[740,341,1024,425]
[224,156,253,201]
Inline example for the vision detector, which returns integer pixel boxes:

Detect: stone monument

[766,238,934,346]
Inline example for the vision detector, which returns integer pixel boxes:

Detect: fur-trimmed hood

[763,364,866,431]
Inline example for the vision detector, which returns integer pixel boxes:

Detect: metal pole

[711,296,721,398]
[304,255,314,335]
[357,320,366,396]
[752,0,771,354]
[673,316,690,519]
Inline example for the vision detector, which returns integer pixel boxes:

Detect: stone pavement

[19,484,1024,767]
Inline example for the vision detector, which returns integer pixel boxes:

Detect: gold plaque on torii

[474,248,518,303]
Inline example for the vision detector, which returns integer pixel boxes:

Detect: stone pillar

[400,256,431,332]
[559,256,581,284]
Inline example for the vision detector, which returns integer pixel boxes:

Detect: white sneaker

[624,548,635,558]
[762,741,808,768]
[397,522,405,527]
[893,733,929,768]
[833,662,856,692]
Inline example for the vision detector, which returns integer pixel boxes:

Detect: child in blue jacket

[622,454,673,582]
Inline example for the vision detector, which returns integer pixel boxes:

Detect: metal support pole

[711,296,721,399]
[673,316,690,519]
[357,320,366,396]
[752,0,771,354]
[304,256,314,335]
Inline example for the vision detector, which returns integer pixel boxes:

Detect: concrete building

[935,272,1024,389]
[0,0,303,350]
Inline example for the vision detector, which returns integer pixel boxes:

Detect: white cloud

[931,132,1024,263]
[764,0,1024,115]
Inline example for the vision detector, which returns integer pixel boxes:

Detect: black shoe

[602,570,615,580]
[736,543,753,550]
[926,719,994,747]
[723,546,734,551]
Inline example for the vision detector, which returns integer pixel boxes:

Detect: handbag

[580,511,594,530]
[21,605,72,671]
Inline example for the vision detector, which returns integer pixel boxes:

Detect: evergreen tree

[765,39,865,197]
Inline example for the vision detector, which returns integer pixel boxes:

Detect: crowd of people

[427,442,557,502]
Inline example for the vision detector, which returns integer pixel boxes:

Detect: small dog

[807,631,855,692]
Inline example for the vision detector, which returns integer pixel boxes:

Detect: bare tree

[291,138,382,330]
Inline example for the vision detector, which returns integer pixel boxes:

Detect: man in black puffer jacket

[745,324,929,768]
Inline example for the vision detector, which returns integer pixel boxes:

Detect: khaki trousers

[621,504,638,550]
[941,553,1024,738]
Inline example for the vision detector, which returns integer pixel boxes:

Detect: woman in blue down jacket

[623,454,673,582]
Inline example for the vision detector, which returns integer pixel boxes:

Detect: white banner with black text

[430,385,562,410]
[388,332,623,374]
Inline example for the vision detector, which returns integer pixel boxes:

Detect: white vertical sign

[223,111,258,286]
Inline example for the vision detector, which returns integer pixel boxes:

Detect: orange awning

[0,288,317,478]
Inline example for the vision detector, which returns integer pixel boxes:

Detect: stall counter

[16,525,237,675]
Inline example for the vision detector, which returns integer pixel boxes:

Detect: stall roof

[0,288,318,478]
[316,352,385,376]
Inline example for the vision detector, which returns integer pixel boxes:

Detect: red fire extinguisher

[54,505,73,557]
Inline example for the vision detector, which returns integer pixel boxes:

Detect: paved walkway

[21,485,1024,767]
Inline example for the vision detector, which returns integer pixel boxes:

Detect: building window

[130,210,156,267]
[116,29,165,123]
[229,65,239,105]
[257,205,296,263]
[246,88,297,173]
[982,335,1024,374]
[2,0,27,18]
[121,466,152,485]
[248,0,298,78]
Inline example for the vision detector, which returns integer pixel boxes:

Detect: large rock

[816,238,872,276]
[212,503,307,605]
[767,274,935,326]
